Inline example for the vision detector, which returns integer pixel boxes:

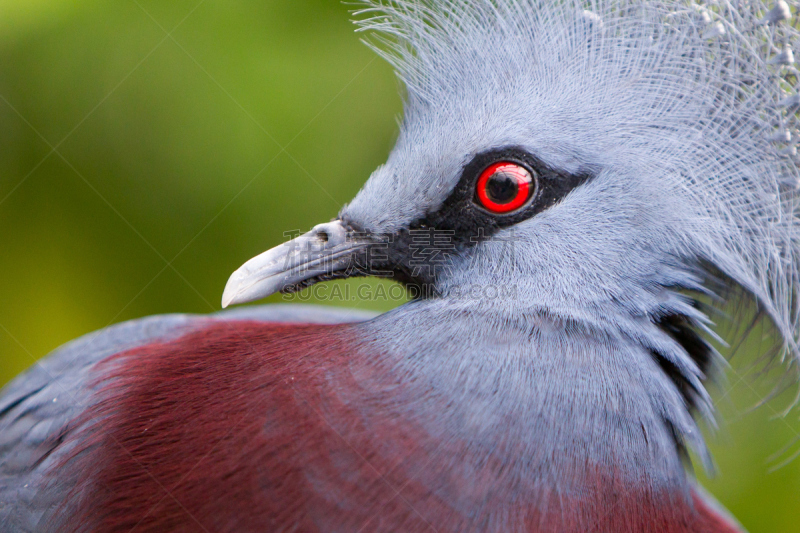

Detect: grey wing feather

[0,304,375,531]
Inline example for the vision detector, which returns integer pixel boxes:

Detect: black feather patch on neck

[651,311,715,413]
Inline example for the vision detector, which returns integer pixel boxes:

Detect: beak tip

[221,277,240,309]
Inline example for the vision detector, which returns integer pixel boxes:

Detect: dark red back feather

[53,321,741,532]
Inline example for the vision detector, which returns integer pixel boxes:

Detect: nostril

[311,220,347,245]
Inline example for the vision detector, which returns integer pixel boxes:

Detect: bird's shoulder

[0,313,197,531]
[0,304,374,532]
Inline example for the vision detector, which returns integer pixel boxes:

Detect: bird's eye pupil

[485,172,519,204]
[475,161,534,214]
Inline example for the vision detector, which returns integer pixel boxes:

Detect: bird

[2,0,799,530]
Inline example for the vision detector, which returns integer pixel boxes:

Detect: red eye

[475,161,534,213]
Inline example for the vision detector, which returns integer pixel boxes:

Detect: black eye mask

[356,146,594,290]
[423,147,594,240]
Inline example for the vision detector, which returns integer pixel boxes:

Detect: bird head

[222,1,800,419]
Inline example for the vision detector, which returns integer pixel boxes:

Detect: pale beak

[221,220,371,308]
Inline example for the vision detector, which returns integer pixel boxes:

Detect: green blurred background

[0,1,798,530]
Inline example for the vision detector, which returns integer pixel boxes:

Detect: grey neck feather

[357,299,703,495]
